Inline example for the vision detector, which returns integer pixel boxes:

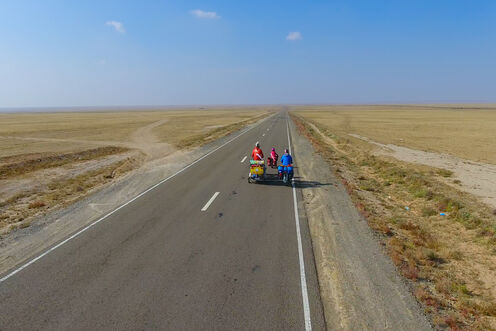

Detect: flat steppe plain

[292,104,496,164]
[0,108,272,158]
[0,107,273,232]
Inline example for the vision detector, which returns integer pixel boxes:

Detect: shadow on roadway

[252,174,331,188]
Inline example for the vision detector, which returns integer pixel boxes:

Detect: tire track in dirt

[130,119,175,161]
[0,118,175,161]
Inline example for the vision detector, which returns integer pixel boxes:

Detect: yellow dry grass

[291,105,496,164]
[0,107,273,158]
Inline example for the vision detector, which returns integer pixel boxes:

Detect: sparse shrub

[437,169,453,177]
[413,188,428,198]
[454,283,472,296]
[447,199,464,212]
[479,301,496,316]
[435,277,452,296]
[437,197,463,213]
[28,200,45,209]
[390,250,403,266]
[403,259,419,280]
[444,315,459,330]
[446,249,463,260]
[19,222,31,229]
[415,287,440,309]
[477,227,495,238]
[8,223,19,231]
[377,223,393,236]
[400,221,418,231]
[455,210,472,222]
[422,207,437,217]
[359,183,375,192]
[389,215,404,225]
[426,249,444,264]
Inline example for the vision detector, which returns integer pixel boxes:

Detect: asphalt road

[0,112,326,330]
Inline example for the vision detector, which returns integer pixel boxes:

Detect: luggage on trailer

[250,160,265,175]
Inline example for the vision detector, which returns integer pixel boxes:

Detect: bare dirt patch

[349,133,496,210]
[130,119,174,160]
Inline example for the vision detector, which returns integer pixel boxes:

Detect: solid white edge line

[287,119,312,331]
[201,192,220,211]
[241,156,247,163]
[0,114,273,284]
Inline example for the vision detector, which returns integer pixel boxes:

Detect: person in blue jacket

[278,149,294,181]
[280,149,293,165]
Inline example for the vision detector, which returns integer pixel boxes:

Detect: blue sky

[1,0,495,107]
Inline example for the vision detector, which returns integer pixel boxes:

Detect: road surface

[0,112,326,330]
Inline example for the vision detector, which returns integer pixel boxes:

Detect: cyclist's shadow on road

[254,174,331,188]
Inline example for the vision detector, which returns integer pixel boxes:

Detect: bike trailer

[250,165,264,175]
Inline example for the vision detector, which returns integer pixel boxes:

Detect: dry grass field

[292,106,496,330]
[0,108,273,233]
[292,105,496,164]
[0,108,272,158]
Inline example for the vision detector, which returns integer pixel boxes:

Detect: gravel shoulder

[289,119,432,330]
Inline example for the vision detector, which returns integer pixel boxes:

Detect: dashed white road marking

[241,156,247,163]
[201,192,220,211]
[287,120,312,331]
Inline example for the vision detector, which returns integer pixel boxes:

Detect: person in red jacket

[268,147,278,167]
[251,142,264,160]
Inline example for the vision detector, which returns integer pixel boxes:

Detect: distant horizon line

[2,102,496,113]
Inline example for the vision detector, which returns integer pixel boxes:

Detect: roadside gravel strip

[289,119,432,330]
